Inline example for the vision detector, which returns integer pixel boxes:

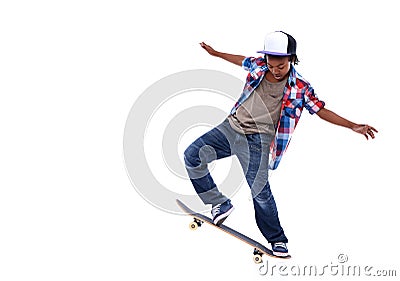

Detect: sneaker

[271,242,289,257]
[211,200,234,226]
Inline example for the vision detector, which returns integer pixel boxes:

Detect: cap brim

[257,50,290,56]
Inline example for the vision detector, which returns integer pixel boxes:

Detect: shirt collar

[287,65,297,87]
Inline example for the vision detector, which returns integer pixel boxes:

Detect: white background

[1,0,399,280]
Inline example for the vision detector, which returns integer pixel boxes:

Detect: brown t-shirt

[228,77,286,135]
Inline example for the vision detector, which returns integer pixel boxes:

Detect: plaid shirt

[230,56,325,169]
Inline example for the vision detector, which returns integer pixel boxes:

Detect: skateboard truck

[253,248,263,264]
[189,218,204,230]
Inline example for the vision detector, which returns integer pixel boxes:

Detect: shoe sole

[213,206,235,226]
[273,251,290,257]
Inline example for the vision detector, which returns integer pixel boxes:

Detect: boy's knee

[252,182,272,202]
[183,144,200,167]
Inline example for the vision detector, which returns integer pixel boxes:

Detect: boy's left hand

[351,124,378,140]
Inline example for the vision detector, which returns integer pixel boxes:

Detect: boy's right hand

[199,42,218,56]
[199,42,245,66]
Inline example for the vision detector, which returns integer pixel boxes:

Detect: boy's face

[265,55,291,82]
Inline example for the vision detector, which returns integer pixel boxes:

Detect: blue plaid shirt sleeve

[242,56,266,72]
[242,57,253,71]
[304,86,325,115]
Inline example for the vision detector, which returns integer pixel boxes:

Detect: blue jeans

[184,119,288,243]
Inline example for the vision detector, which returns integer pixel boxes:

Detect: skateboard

[176,199,291,264]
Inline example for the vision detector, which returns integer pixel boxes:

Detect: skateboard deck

[176,199,291,263]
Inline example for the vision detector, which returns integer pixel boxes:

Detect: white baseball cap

[257,31,297,56]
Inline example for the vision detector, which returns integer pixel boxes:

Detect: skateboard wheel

[189,222,198,230]
[189,218,203,230]
[253,254,263,264]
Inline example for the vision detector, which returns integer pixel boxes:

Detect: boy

[183,31,377,257]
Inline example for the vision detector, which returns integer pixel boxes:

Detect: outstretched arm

[316,108,378,140]
[199,42,245,67]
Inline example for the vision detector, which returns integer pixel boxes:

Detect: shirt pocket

[283,98,303,118]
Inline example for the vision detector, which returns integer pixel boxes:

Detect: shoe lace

[274,242,287,249]
[211,204,221,216]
